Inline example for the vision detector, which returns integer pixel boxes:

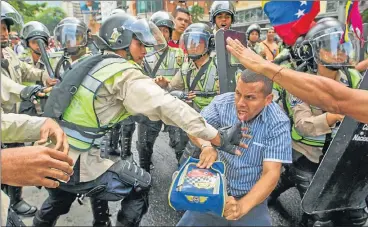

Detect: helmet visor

[180,32,209,58]
[54,24,88,49]
[1,2,23,25]
[125,19,167,56]
[313,31,359,67]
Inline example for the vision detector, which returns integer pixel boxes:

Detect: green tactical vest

[61,59,140,151]
[286,68,362,147]
[146,47,184,80]
[182,57,218,111]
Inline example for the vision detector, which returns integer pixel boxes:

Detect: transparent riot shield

[215,29,246,94]
[301,70,368,215]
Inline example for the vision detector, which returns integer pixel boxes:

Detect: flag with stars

[262,0,320,46]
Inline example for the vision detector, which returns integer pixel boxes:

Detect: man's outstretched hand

[1,146,74,188]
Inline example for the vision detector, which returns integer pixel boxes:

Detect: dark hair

[172,8,190,18]
[240,69,273,96]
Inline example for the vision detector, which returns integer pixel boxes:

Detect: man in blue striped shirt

[177,69,292,226]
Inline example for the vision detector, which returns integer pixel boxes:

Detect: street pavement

[22,130,305,226]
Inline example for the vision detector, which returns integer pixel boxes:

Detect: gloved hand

[20,85,51,104]
[170,90,188,100]
[212,122,243,155]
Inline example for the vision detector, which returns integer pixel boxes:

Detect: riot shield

[301,70,368,215]
[215,29,246,94]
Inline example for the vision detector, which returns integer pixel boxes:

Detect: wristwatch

[200,144,212,150]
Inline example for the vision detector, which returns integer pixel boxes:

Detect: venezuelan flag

[262,0,320,46]
[341,0,363,44]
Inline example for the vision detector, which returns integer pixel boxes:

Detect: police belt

[59,120,108,144]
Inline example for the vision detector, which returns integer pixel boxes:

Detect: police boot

[311,213,334,227]
[90,198,112,227]
[268,165,294,206]
[6,185,37,217]
[115,213,139,227]
[337,209,368,226]
[109,124,122,156]
[120,123,135,161]
[116,192,149,227]
[32,211,58,227]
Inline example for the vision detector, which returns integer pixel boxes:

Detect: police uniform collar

[190,55,211,70]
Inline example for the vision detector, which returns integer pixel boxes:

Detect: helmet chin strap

[0,41,9,48]
[189,51,209,61]
[123,47,133,61]
[31,47,41,56]
[319,58,342,71]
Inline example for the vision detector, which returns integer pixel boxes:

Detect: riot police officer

[19,21,52,116]
[133,11,185,171]
[34,12,239,227]
[1,1,56,218]
[53,17,90,79]
[269,18,367,227]
[209,1,236,32]
[156,23,219,164]
[246,23,265,57]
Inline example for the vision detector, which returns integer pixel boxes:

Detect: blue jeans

[176,201,272,226]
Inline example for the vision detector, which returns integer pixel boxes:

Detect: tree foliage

[363,9,368,23]
[189,4,205,23]
[6,0,47,23]
[34,7,66,35]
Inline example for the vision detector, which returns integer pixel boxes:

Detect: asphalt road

[21,130,307,226]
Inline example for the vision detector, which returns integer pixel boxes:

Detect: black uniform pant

[136,117,162,172]
[167,125,189,164]
[33,159,149,227]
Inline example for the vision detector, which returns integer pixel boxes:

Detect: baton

[36,39,55,79]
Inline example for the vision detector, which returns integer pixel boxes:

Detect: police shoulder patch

[289,95,303,108]
[176,55,183,66]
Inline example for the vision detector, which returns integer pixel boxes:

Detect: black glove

[20,85,45,103]
[170,90,188,100]
[212,122,243,155]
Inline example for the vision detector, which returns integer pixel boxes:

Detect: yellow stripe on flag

[344,0,352,42]
[261,1,269,9]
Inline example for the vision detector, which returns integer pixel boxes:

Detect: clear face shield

[312,31,359,67]
[180,32,209,60]
[54,23,88,51]
[125,19,167,56]
[1,2,23,47]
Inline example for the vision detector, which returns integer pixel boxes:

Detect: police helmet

[150,11,175,31]
[300,17,359,70]
[54,17,88,55]
[97,12,167,56]
[180,23,214,60]
[209,1,236,25]
[246,24,261,40]
[21,21,50,47]
[109,8,126,16]
[1,1,23,47]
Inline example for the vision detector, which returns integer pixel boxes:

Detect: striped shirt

[201,92,292,197]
